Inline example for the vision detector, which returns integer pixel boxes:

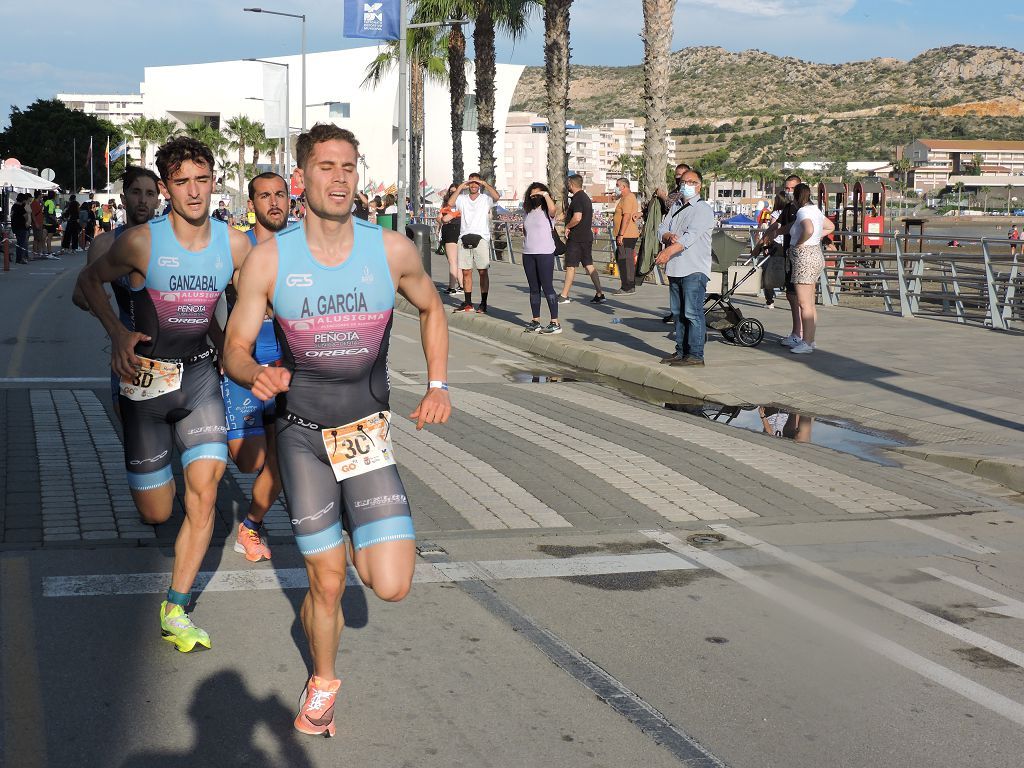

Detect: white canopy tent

[0,165,60,191]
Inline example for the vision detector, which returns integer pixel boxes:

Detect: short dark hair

[522,181,550,212]
[793,183,813,207]
[122,165,160,192]
[155,136,215,182]
[785,174,802,184]
[616,177,629,187]
[686,168,704,184]
[676,164,690,172]
[248,171,286,200]
[467,173,482,182]
[568,174,584,189]
[296,123,359,169]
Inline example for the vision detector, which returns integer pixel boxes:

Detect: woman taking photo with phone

[520,182,561,334]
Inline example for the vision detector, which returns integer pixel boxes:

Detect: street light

[243,7,307,132]
[396,14,468,232]
[245,58,290,180]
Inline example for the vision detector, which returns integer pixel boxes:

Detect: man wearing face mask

[657,164,691,211]
[756,174,802,345]
[655,169,716,367]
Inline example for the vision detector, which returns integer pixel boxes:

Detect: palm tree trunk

[473,4,497,185]
[238,142,246,204]
[448,26,467,185]
[410,62,425,219]
[544,0,571,213]
[641,0,675,199]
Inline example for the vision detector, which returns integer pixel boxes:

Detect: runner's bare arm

[386,231,451,430]
[227,226,255,285]
[72,230,115,311]
[224,240,289,401]
[76,226,152,378]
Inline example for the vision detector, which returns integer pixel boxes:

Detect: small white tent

[0,165,60,191]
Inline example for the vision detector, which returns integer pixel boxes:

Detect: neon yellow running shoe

[159,601,212,653]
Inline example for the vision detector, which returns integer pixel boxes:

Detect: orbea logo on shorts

[157,256,179,267]
[286,273,313,287]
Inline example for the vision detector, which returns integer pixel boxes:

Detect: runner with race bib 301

[223,123,450,737]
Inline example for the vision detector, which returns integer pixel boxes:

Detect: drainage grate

[687,533,727,546]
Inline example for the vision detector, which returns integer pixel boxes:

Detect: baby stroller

[704,250,770,347]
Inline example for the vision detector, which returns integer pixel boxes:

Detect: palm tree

[249,122,268,169]
[224,115,263,203]
[123,117,163,169]
[543,0,572,211]
[471,0,535,186]
[415,0,471,185]
[151,117,179,147]
[640,0,676,199]
[364,26,448,218]
[183,119,226,155]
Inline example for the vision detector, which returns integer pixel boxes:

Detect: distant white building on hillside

[57,93,144,127]
[902,139,1024,192]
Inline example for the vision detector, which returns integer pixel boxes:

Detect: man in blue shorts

[77,137,253,652]
[224,123,451,736]
[73,166,162,420]
[221,172,289,561]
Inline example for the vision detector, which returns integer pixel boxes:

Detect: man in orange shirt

[612,177,640,294]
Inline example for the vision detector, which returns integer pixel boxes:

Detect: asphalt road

[2,253,1024,767]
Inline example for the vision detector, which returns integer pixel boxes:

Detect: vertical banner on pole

[343,0,400,39]
[262,64,288,140]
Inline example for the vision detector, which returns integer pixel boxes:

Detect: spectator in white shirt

[447,172,499,313]
[786,183,835,355]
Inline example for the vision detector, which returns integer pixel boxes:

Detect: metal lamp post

[396,11,468,233]
[243,7,307,133]
[244,59,290,179]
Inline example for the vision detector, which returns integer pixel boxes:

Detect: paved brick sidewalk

[425,254,1024,490]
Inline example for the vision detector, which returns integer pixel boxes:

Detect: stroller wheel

[735,318,765,347]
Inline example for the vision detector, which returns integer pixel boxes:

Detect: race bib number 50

[119,356,183,402]
[322,411,395,482]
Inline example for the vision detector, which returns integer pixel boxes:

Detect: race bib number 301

[119,356,183,402]
[322,411,395,482]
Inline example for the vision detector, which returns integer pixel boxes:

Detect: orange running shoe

[295,676,340,737]
[234,522,271,562]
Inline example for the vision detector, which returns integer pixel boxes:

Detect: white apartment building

[597,118,676,169]
[903,139,1024,192]
[57,93,144,126]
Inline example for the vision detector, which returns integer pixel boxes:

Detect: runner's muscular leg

[132,483,177,525]
[246,427,282,524]
[301,547,348,680]
[168,458,224,607]
[227,434,268,474]
[351,540,415,603]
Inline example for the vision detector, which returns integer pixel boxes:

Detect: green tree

[641,0,676,198]
[471,0,535,185]
[364,26,448,217]
[0,99,126,190]
[123,116,163,169]
[224,115,263,203]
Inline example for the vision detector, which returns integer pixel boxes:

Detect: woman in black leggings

[520,182,561,334]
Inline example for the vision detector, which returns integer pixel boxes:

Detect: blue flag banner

[343,0,400,40]
[108,140,129,163]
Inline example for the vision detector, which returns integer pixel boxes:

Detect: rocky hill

[511,45,1024,166]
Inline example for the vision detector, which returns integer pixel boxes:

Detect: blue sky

[1,0,1020,129]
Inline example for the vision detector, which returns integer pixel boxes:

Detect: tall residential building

[57,93,144,126]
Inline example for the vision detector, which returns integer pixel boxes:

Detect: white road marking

[535,385,930,515]
[41,552,695,597]
[388,368,416,384]
[920,567,1024,620]
[455,389,757,523]
[390,416,571,529]
[890,518,999,555]
[465,365,501,377]
[0,377,109,384]
[641,529,1024,727]
[710,524,1024,669]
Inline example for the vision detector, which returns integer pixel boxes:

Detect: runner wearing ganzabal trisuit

[224,123,451,737]
[77,137,253,652]
[72,166,162,422]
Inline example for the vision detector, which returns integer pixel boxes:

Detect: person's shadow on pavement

[117,671,315,768]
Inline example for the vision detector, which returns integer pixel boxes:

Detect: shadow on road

[117,671,314,768]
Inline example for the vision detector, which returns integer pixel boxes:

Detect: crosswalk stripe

[533,384,930,515]
[455,389,757,523]
[390,417,571,529]
[41,552,697,596]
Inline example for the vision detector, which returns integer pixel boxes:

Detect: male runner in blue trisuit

[221,172,289,561]
[73,166,162,421]
[224,123,450,736]
[77,137,253,652]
